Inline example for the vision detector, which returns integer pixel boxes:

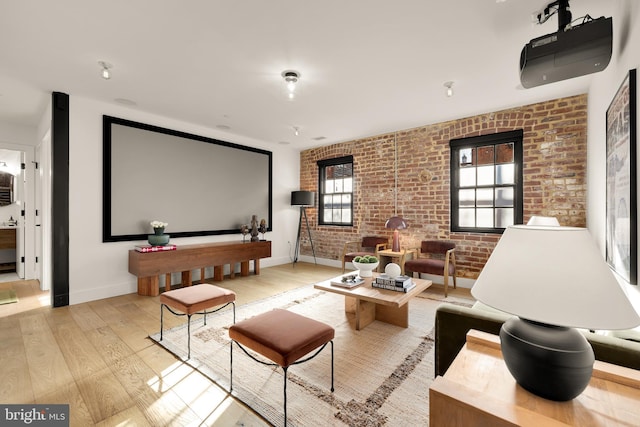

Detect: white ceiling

[0,0,613,149]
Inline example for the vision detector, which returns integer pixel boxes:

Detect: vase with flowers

[148,220,170,246]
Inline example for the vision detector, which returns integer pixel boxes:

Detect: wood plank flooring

[0,263,472,426]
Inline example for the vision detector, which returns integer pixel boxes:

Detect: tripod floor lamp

[291,191,316,265]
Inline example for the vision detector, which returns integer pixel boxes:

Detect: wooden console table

[128,240,271,296]
[429,329,640,426]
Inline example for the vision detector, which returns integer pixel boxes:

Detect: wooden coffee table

[314,273,432,330]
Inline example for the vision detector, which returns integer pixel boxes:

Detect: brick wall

[299,94,587,279]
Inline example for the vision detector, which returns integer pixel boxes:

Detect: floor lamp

[291,191,316,265]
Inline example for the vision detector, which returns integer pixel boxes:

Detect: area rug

[0,289,17,305]
[150,285,473,427]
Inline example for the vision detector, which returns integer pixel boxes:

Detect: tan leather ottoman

[160,284,236,359]
[229,308,335,426]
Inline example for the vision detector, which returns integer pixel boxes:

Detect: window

[318,156,353,226]
[450,130,523,233]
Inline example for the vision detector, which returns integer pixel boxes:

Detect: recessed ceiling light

[312,136,327,141]
[216,124,231,130]
[278,141,290,145]
[114,98,136,106]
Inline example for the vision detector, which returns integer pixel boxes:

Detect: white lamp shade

[527,216,560,226]
[471,225,640,330]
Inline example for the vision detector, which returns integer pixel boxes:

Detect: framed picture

[606,69,637,285]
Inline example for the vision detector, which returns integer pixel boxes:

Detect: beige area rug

[150,285,472,427]
[0,288,17,305]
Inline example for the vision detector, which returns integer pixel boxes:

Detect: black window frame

[450,130,524,234]
[317,155,354,226]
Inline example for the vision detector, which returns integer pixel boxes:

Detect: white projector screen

[103,116,272,242]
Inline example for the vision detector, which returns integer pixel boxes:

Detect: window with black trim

[450,130,523,233]
[318,156,353,226]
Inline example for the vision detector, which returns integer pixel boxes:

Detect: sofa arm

[434,304,510,377]
[585,331,640,371]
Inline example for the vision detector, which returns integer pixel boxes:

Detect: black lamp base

[500,317,594,401]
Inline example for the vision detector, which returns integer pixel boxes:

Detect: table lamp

[385,216,408,252]
[471,225,640,401]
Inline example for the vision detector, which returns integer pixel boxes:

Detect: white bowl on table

[352,261,379,278]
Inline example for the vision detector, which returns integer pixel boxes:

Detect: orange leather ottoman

[160,284,236,359]
[229,308,335,426]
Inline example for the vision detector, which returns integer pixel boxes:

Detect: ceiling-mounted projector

[519,0,612,89]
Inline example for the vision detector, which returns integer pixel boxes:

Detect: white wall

[67,96,301,304]
[0,121,36,147]
[587,0,640,313]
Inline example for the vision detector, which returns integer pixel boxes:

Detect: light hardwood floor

[0,263,472,426]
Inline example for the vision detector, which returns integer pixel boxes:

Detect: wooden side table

[429,330,640,426]
[377,248,416,275]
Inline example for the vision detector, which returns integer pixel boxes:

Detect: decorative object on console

[240,224,249,242]
[250,215,259,242]
[471,225,640,401]
[385,216,408,252]
[135,244,177,253]
[258,218,267,240]
[148,221,170,246]
[606,68,637,285]
[151,220,168,235]
[291,191,316,265]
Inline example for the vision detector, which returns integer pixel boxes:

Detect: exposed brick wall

[299,94,588,279]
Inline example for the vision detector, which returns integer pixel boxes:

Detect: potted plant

[352,255,379,278]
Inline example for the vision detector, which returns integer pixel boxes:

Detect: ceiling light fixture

[293,126,300,136]
[282,70,300,100]
[444,81,454,97]
[99,61,112,80]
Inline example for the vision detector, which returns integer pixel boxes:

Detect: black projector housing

[520,16,612,88]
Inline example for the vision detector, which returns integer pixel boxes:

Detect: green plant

[354,255,378,263]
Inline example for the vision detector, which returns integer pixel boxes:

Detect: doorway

[0,143,42,299]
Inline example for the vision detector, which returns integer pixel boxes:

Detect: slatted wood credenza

[128,240,271,296]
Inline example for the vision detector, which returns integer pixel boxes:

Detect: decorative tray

[330,274,364,288]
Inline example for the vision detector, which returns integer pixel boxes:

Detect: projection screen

[103,115,272,242]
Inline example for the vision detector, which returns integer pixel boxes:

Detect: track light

[444,81,454,97]
[282,70,300,100]
[99,61,112,80]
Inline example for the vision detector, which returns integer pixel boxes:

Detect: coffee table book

[135,244,177,253]
[375,274,412,287]
[372,281,416,293]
